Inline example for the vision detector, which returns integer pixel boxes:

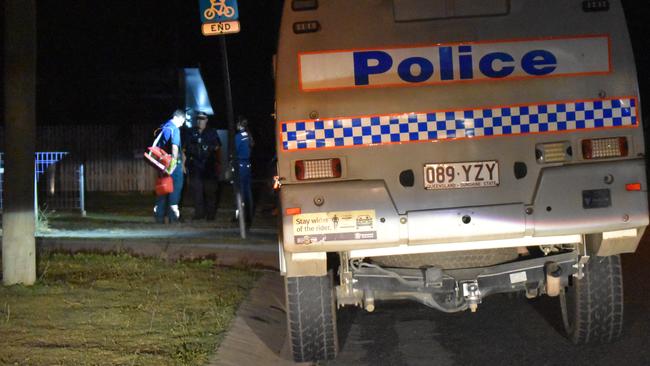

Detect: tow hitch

[463,281,481,312]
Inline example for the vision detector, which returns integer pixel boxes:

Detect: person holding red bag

[153,109,186,223]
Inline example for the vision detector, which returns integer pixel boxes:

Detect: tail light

[582,137,628,160]
[295,158,342,180]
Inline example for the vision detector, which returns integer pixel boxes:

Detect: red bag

[144,127,177,174]
[145,146,174,172]
[155,175,174,196]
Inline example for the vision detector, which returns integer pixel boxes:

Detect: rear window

[393,0,510,22]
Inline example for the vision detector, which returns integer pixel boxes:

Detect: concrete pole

[2,0,37,286]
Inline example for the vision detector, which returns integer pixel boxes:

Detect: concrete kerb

[24,238,280,270]
[209,272,311,366]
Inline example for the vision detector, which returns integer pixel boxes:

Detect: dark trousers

[191,172,219,219]
[236,161,254,221]
[154,166,184,223]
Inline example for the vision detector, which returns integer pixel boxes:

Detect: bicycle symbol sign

[199,0,239,23]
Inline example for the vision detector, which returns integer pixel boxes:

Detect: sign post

[198,0,245,238]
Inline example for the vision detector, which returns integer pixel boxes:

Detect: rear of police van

[275,0,648,362]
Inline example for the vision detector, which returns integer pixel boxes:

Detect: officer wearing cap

[186,112,222,220]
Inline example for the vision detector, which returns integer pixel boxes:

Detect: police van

[275,0,647,362]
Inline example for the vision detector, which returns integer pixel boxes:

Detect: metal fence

[0,152,85,213]
[0,125,236,194]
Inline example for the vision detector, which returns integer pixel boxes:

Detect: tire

[560,255,624,344]
[285,274,338,362]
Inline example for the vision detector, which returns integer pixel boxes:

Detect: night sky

[1,0,284,159]
[1,0,650,161]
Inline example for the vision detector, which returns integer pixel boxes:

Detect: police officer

[235,116,254,222]
[154,109,185,223]
[186,112,222,220]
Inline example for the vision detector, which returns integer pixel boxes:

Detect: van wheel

[285,274,338,362]
[559,255,624,344]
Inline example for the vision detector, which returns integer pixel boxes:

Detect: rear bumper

[281,159,649,254]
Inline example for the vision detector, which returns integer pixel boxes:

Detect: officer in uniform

[186,112,222,220]
[235,116,254,222]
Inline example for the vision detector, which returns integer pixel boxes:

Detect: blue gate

[0,152,84,213]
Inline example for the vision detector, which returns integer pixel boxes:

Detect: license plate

[423,161,499,190]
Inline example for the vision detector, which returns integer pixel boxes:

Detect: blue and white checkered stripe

[281,98,638,151]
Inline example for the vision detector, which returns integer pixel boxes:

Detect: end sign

[202,21,240,36]
[199,0,240,36]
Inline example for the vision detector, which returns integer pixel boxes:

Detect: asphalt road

[322,239,650,366]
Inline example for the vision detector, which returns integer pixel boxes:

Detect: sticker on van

[293,210,377,244]
[298,35,610,91]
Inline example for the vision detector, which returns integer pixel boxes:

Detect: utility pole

[3,0,37,286]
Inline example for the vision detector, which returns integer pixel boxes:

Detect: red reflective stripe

[286,207,302,216]
[626,183,642,191]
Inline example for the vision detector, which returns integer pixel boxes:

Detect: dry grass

[0,253,259,365]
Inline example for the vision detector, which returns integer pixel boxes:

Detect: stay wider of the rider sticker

[292,210,377,244]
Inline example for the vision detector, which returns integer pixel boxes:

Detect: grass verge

[0,253,259,365]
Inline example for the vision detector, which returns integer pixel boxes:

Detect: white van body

[275,0,647,362]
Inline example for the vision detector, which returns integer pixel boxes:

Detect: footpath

[208,272,310,366]
[1,209,280,269]
[36,228,279,269]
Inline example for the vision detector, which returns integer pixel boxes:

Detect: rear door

[276,0,642,214]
